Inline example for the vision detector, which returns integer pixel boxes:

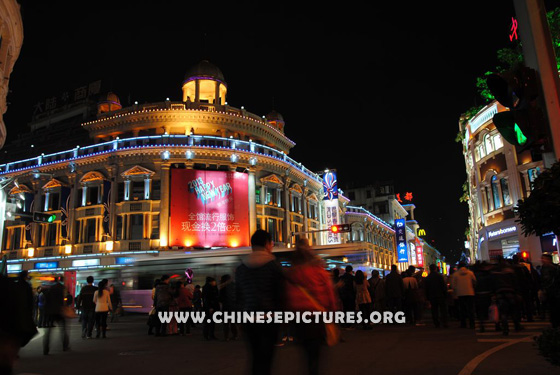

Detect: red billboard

[169,169,250,248]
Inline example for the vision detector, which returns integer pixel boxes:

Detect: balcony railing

[0,135,322,183]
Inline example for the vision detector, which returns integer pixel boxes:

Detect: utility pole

[514,0,560,166]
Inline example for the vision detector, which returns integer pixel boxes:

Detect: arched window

[491,175,502,210]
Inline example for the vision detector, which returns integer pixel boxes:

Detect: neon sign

[395,219,407,263]
[510,17,518,41]
[488,226,517,239]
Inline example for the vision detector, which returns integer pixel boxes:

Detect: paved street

[13,314,558,375]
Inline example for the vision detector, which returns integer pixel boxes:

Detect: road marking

[458,336,533,375]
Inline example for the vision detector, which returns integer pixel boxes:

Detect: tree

[515,161,560,237]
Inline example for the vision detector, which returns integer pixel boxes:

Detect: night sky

[5,0,560,262]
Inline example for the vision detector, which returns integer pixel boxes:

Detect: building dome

[97,92,122,114]
[184,60,226,84]
[266,110,285,133]
[182,60,227,105]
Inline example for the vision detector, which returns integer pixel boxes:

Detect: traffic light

[486,67,547,152]
[33,212,57,223]
[330,224,351,233]
[520,251,530,261]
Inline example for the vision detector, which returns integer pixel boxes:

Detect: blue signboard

[35,262,58,269]
[116,257,136,265]
[395,219,408,263]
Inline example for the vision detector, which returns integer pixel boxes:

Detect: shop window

[501,178,511,206]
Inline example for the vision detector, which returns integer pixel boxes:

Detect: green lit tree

[515,161,560,237]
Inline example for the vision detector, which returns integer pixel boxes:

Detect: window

[493,134,503,150]
[116,216,123,240]
[492,176,502,209]
[151,215,160,239]
[9,227,22,250]
[486,186,494,213]
[85,218,97,243]
[500,178,511,206]
[255,188,261,204]
[151,180,161,200]
[267,218,278,243]
[45,223,57,246]
[484,134,494,154]
[131,181,144,201]
[130,214,144,240]
[366,190,372,199]
[528,168,541,188]
[50,193,60,211]
[117,183,125,202]
[87,186,99,205]
[348,192,355,201]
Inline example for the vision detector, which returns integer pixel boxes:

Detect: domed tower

[97,92,122,114]
[182,60,227,105]
[265,110,285,133]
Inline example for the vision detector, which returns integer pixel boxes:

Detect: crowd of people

[2,229,560,375]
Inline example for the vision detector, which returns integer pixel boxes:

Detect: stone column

[68,174,78,244]
[302,189,309,234]
[283,178,291,244]
[159,163,171,247]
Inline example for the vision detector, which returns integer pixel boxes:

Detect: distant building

[0,0,23,148]
[343,182,407,225]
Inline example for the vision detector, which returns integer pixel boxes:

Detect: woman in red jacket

[285,238,337,375]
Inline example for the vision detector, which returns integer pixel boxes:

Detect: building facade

[0,61,396,280]
[460,102,546,263]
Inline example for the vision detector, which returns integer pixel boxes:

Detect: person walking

[202,276,220,340]
[402,267,419,325]
[37,286,46,328]
[424,264,448,328]
[236,230,284,375]
[176,280,193,336]
[147,279,160,335]
[93,280,112,338]
[354,270,372,330]
[368,270,385,315]
[43,276,69,355]
[109,284,122,323]
[539,254,559,328]
[339,265,355,328]
[77,276,97,339]
[472,262,493,332]
[452,262,477,329]
[385,265,404,314]
[220,274,238,341]
[285,238,337,375]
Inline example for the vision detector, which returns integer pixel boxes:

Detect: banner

[60,187,71,239]
[322,171,340,244]
[395,219,407,262]
[169,169,249,248]
[102,180,112,235]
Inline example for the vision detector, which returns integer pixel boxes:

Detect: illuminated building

[0,0,23,147]
[0,61,363,276]
[460,102,546,263]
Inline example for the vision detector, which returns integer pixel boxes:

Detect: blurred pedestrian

[368,270,385,315]
[285,238,337,375]
[236,230,284,375]
[109,284,122,323]
[220,274,238,341]
[77,276,97,339]
[354,270,372,330]
[37,286,46,328]
[154,275,172,337]
[425,264,448,328]
[193,284,203,313]
[385,265,404,314]
[43,276,69,354]
[452,262,476,329]
[176,280,193,336]
[472,262,493,332]
[492,258,522,335]
[540,254,560,328]
[93,280,112,338]
[147,279,160,335]
[202,276,219,340]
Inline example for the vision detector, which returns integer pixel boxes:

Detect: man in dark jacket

[425,264,448,328]
[339,265,356,325]
[154,274,172,336]
[43,276,69,355]
[220,274,238,340]
[77,276,97,339]
[385,265,404,314]
[236,230,283,375]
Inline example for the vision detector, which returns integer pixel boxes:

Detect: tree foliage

[515,161,560,237]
